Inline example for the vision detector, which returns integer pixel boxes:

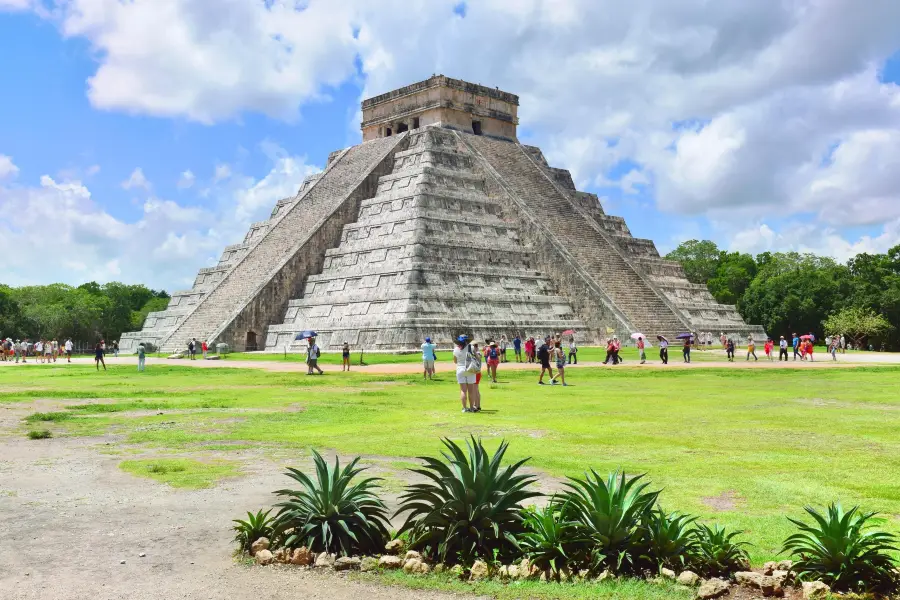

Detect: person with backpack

[726,338,735,361]
[306,337,323,375]
[550,341,568,386]
[341,341,351,372]
[486,341,500,383]
[452,335,479,413]
[137,342,147,372]
[537,336,554,384]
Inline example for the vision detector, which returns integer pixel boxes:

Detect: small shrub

[782,503,899,593]
[396,436,541,564]
[559,470,660,574]
[693,524,750,577]
[27,429,52,440]
[519,502,585,577]
[233,509,275,553]
[26,412,71,423]
[639,508,698,571]
[274,450,389,556]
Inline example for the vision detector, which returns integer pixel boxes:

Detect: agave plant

[639,508,699,571]
[693,523,750,577]
[273,450,390,556]
[518,502,586,577]
[781,503,899,592]
[395,436,541,564]
[559,470,660,574]
[232,508,275,553]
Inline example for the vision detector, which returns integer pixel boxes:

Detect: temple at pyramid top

[119,76,765,354]
[361,75,519,141]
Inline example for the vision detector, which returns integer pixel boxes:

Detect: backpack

[489,347,498,360]
[464,345,482,374]
[537,344,549,361]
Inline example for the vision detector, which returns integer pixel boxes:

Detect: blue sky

[1,1,899,291]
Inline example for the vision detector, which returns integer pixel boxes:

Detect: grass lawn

[3,362,900,566]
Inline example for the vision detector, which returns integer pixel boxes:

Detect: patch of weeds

[27,429,53,440]
[119,458,241,489]
[25,412,72,423]
[0,490,18,497]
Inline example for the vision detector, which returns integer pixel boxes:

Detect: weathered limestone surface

[122,75,765,353]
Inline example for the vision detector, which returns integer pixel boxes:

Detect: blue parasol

[295,330,318,340]
[676,333,694,339]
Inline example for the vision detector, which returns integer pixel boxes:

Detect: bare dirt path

[3,350,898,374]
[0,403,482,600]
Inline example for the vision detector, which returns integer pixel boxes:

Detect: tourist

[726,338,735,361]
[94,340,106,371]
[551,341,567,386]
[452,335,477,413]
[485,341,500,383]
[51,339,59,362]
[658,335,669,364]
[746,336,758,361]
[603,338,614,364]
[792,333,800,360]
[537,336,554,384]
[764,338,774,361]
[720,332,727,350]
[188,338,195,360]
[682,336,691,363]
[613,336,622,364]
[43,339,52,363]
[525,336,535,363]
[806,339,814,361]
[16,339,26,363]
[421,337,436,380]
[779,336,788,361]
[137,342,146,372]
[201,340,208,359]
[470,342,483,411]
[513,334,522,363]
[500,335,509,363]
[637,335,646,364]
[830,337,838,361]
[306,337,323,375]
[35,339,44,364]
[840,334,846,353]
[568,336,577,365]
[341,341,351,372]
[112,340,119,358]
[64,338,73,363]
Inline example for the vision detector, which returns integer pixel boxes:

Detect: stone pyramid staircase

[265,127,584,351]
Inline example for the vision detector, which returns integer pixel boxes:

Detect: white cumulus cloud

[0,155,19,179]
[121,167,151,191]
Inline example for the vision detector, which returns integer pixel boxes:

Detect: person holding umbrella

[657,335,669,364]
[306,337,323,375]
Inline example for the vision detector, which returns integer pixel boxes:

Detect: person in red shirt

[806,339,814,361]
[764,339,773,361]
[201,340,208,359]
[637,336,646,364]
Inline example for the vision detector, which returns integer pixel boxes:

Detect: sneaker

[462,408,469,413]
[562,383,568,387]
[551,380,557,385]
[538,381,546,385]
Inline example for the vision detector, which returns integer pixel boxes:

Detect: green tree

[739,253,851,339]
[707,251,757,306]
[665,240,722,284]
[823,307,893,349]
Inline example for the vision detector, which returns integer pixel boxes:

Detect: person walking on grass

[341,341,351,372]
[764,338,774,361]
[551,341,568,386]
[188,339,195,360]
[830,337,838,361]
[500,335,509,363]
[137,342,146,372]
[421,337,436,380]
[486,341,500,383]
[537,336,554,384]
[637,336,646,364]
[470,342,483,411]
[682,336,691,363]
[726,338,735,361]
[306,337,323,375]
[658,335,669,364]
[513,334,522,363]
[805,339,814,361]
[567,337,577,365]
[792,333,800,360]
[94,340,106,371]
[779,336,788,361]
[201,340,208,360]
[43,339,52,363]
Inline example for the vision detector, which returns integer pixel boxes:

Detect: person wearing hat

[453,335,478,412]
[421,337,436,380]
[537,336,554,384]
[486,341,500,383]
[778,335,788,361]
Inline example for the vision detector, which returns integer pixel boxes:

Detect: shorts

[307,359,318,369]
[487,359,499,367]
[456,370,476,384]
[540,360,551,369]
[423,359,435,369]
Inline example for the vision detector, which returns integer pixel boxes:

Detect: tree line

[0,282,169,343]
[665,241,898,350]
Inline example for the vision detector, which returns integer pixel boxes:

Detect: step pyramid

[120,75,765,353]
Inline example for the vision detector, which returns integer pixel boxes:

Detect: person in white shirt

[64,339,73,363]
[779,336,788,361]
[657,335,669,364]
[452,335,477,413]
[306,338,323,375]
